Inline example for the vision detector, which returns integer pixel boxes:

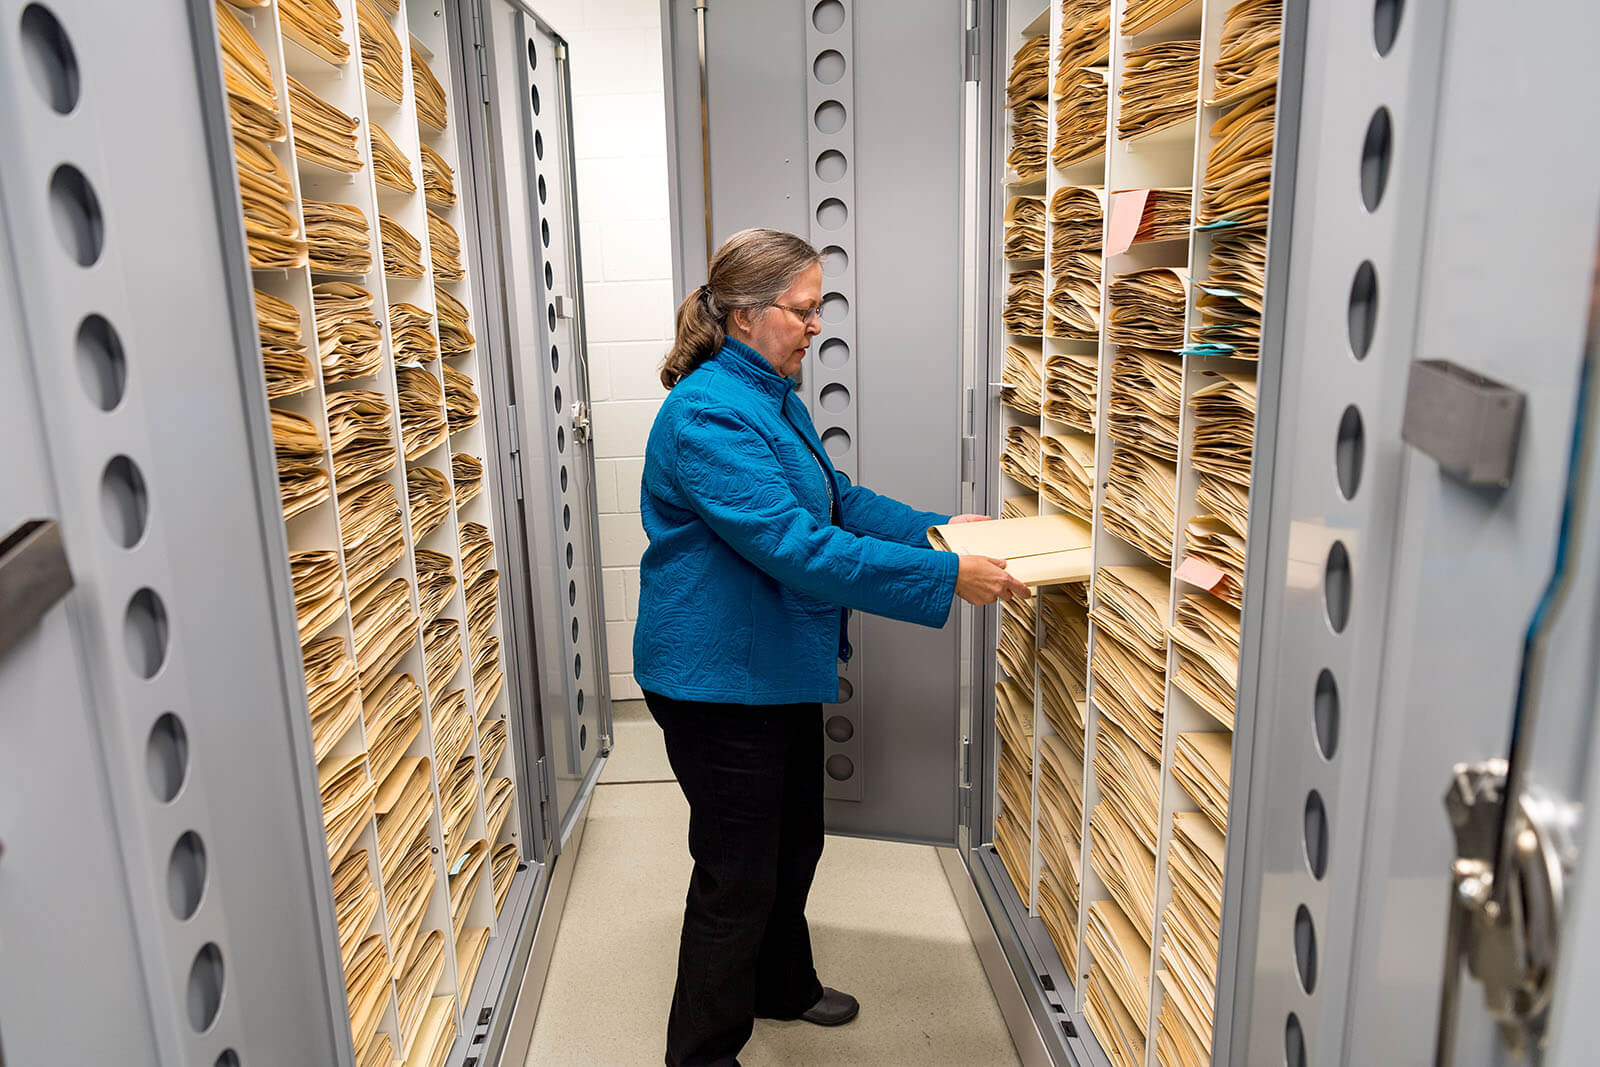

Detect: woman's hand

[948,513,993,524]
[955,555,1031,606]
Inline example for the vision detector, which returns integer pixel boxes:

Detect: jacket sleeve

[673,406,959,628]
[832,470,952,547]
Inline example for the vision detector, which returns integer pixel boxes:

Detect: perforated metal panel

[0,2,350,1062]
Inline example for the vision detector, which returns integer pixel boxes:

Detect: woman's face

[736,262,823,379]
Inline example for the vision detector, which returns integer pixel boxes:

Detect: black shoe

[799,987,859,1026]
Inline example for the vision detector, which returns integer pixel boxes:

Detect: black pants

[644,691,827,1067]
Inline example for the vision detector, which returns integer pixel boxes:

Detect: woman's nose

[806,318,822,335]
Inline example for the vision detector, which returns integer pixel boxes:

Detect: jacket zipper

[782,398,851,664]
[782,401,838,524]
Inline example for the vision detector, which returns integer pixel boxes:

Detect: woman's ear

[728,306,753,334]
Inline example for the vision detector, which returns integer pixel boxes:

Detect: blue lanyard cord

[1496,283,1598,889]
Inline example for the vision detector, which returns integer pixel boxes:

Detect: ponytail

[659,228,821,389]
[660,285,727,388]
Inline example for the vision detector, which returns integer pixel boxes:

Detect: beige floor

[526,702,1021,1066]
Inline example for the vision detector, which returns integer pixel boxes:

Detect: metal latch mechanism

[1436,762,1577,1063]
[570,401,591,445]
[1434,230,1600,1065]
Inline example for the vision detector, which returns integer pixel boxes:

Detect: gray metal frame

[0,1,355,1062]
[659,0,969,844]
[1221,1,1600,1064]
[458,0,612,853]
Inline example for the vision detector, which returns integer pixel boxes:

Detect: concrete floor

[525,701,1021,1066]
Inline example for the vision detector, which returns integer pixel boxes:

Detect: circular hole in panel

[527,38,538,68]
[836,677,854,701]
[821,427,851,459]
[820,245,849,277]
[186,943,225,1032]
[1285,1014,1306,1067]
[819,383,851,413]
[216,1052,240,1067]
[49,163,104,267]
[814,100,847,134]
[1304,790,1330,879]
[579,723,588,750]
[530,84,541,114]
[168,831,207,921]
[821,292,849,324]
[568,580,576,606]
[577,690,585,715]
[551,345,560,371]
[124,588,169,680]
[557,425,566,452]
[1374,0,1404,56]
[815,198,848,230]
[1360,108,1393,212]
[1324,541,1352,633]
[818,338,850,367]
[20,4,80,114]
[541,219,550,247]
[825,715,854,742]
[562,503,571,531]
[560,465,568,491]
[538,175,547,204]
[1314,669,1340,759]
[565,542,574,568]
[146,712,189,803]
[76,314,127,411]
[1336,405,1365,499]
[1294,904,1318,993]
[571,617,579,643]
[825,753,854,781]
[101,455,149,548]
[554,385,563,413]
[813,48,846,85]
[573,652,581,679]
[535,130,544,159]
[815,149,848,182]
[1348,261,1379,360]
[547,304,556,331]
[812,0,845,33]
[545,262,554,288]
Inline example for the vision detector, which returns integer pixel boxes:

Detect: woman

[634,228,1027,1067]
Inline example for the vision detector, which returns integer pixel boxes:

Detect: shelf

[989,0,1285,1063]
[208,0,525,1059]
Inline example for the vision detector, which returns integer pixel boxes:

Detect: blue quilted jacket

[634,337,960,704]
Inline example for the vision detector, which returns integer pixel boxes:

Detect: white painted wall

[538,0,673,700]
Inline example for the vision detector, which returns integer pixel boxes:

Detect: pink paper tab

[1105,189,1150,257]
[1176,555,1227,591]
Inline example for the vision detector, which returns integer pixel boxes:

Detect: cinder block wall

[537,0,673,700]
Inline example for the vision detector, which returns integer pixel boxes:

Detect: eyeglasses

[773,302,823,326]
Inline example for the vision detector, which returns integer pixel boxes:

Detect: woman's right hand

[955,555,1031,606]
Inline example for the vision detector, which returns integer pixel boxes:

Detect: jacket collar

[713,337,799,400]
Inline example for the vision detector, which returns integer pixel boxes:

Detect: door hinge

[534,755,555,842]
[960,436,977,484]
[570,401,591,446]
[506,404,521,455]
[959,735,974,823]
[511,462,524,501]
[962,5,981,84]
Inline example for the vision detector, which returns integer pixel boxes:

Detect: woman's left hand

[948,514,993,524]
